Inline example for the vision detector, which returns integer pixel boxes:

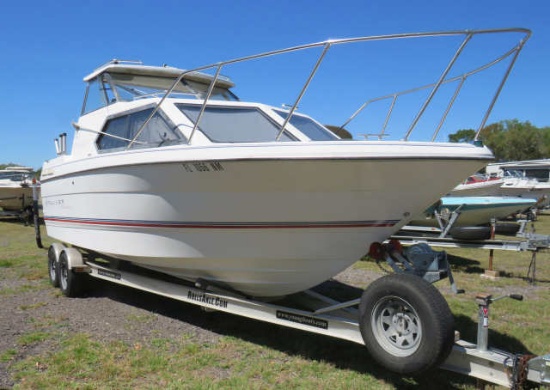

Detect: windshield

[273,110,339,141]
[503,170,522,178]
[0,172,31,182]
[83,73,239,115]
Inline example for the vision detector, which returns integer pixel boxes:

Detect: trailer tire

[59,251,84,298]
[47,245,60,288]
[494,222,520,236]
[449,226,491,240]
[359,274,454,374]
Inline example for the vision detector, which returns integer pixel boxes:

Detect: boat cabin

[486,160,550,183]
[0,167,33,184]
[81,60,239,115]
[68,60,340,158]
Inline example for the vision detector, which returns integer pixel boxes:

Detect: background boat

[409,195,537,227]
[0,167,34,212]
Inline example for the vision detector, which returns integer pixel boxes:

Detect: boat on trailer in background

[39,28,550,385]
[410,195,537,228]
[447,174,504,197]
[0,166,35,217]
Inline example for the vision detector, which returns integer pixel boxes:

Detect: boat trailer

[392,217,550,285]
[43,240,550,388]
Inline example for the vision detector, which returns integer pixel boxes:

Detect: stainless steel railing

[127,28,531,148]
[340,40,527,141]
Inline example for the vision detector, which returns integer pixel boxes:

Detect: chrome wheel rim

[370,296,422,357]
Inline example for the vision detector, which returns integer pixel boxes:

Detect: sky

[1,0,549,169]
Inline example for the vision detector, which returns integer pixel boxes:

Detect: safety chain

[509,354,537,390]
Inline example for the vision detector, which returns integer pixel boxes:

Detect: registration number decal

[182,161,225,173]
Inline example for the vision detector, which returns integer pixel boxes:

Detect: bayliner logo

[187,291,228,309]
[276,310,328,329]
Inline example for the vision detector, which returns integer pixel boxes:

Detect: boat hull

[0,187,33,212]
[498,184,550,208]
[41,146,489,297]
[448,180,503,197]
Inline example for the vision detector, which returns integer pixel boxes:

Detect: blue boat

[410,196,537,227]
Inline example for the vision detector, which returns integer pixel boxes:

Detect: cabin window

[177,104,295,143]
[273,110,339,141]
[96,108,185,151]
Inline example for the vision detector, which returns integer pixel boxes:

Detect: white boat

[498,169,543,197]
[486,159,550,183]
[0,166,34,212]
[447,174,504,197]
[409,196,537,227]
[482,169,549,208]
[40,29,529,297]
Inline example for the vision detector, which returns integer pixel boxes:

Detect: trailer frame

[46,242,550,388]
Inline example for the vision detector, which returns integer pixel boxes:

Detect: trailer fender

[62,247,85,270]
[58,248,87,297]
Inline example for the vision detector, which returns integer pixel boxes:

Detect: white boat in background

[0,167,34,212]
[486,159,550,182]
[447,174,504,197]
[41,29,529,297]
[498,169,541,195]
[409,196,537,228]
[486,162,550,207]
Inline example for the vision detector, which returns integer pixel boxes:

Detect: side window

[96,108,185,151]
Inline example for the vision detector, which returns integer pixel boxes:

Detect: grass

[0,215,549,389]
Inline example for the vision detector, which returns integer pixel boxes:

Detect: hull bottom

[46,224,393,297]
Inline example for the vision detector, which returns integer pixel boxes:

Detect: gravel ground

[0,278,220,388]
[0,263,381,388]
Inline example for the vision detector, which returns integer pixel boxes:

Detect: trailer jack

[441,293,550,388]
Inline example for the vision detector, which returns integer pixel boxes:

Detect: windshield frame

[82,73,240,115]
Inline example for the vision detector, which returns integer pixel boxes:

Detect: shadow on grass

[453,313,535,355]
[446,253,484,274]
[449,252,550,284]
[0,214,30,225]
[75,276,538,389]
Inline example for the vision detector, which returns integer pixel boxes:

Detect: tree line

[448,119,550,161]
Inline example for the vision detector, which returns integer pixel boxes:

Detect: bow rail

[124,28,530,147]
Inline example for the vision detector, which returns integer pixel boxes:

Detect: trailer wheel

[59,251,84,297]
[494,222,520,236]
[449,226,491,240]
[47,246,60,288]
[359,274,454,374]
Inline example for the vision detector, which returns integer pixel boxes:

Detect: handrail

[432,76,466,141]
[474,37,528,140]
[404,32,473,140]
[339,41,528,140]
[188,65,224,144]
[124,28,530,147]
[276,42,332,141]
[73,123,148,146]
